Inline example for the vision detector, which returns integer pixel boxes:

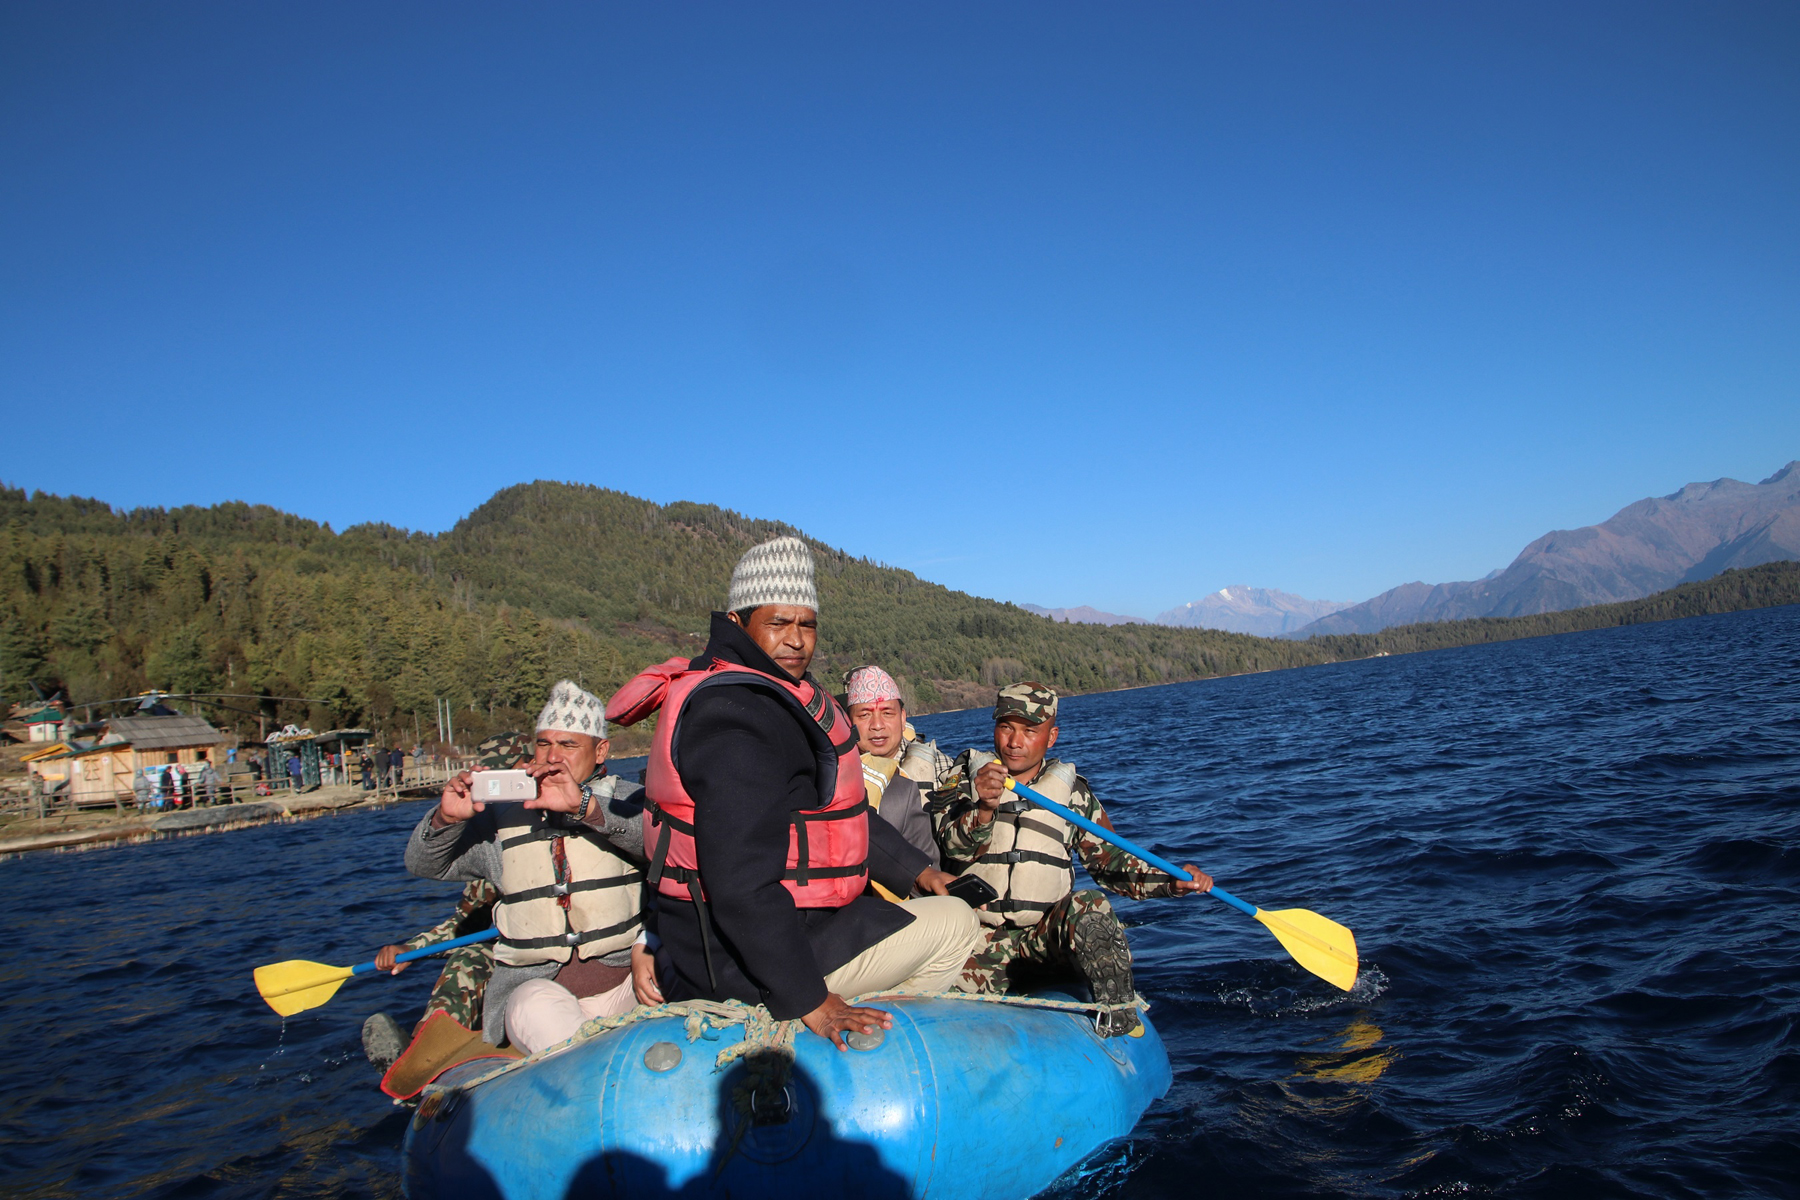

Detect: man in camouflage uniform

[374,878,501,1030]
[361,733,527,1069]
[932,683,1214,1036]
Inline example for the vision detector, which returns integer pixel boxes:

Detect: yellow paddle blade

[253,960,356,1017]
[869,879,905,904]
[1254,907,1359,992]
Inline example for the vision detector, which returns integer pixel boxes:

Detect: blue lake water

[2,605,1797,1198]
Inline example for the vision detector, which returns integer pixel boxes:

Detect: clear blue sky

[3,3,1796,617]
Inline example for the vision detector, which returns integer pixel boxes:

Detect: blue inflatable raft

[401,994,1171,1200]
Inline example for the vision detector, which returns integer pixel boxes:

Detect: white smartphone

[474,768,538,803]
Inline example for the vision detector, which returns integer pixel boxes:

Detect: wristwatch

[575,783,594,823]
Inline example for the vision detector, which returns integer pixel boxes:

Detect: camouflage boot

[1069,908,1140,1037]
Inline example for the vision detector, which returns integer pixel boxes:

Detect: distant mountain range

[1019,604,1149,626]
[1156,587,1351,637]
[1292,461,1800,637]
[1031,461,1800,640]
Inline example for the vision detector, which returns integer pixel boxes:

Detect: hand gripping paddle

[1003,777,1359,991]
[253,927,500,1017]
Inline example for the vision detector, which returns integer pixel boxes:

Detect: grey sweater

[404,772,646,1044]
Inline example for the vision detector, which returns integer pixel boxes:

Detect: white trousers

[505,976,636,1055]
[822,896,983,998]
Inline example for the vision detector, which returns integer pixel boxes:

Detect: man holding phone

[404,681,654,1053]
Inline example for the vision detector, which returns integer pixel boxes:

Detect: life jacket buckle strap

[647,818,675,888]
[794,806,812,886]
[779,861,866,881]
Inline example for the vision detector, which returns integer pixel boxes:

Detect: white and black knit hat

[536,680,608,739]
[727,536,819,612]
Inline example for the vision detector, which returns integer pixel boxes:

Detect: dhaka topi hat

[727,535,819,613]
[845,665,903,708]
[537,680,608,739]
[994,681,1058,726]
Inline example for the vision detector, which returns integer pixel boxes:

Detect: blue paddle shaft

[349,926,499,977]
[1005,779,1259,918]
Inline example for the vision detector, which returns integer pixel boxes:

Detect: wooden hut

[20,741,74,787]
[30,715,230,808]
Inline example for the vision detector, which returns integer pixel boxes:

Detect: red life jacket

[606,656,870,909]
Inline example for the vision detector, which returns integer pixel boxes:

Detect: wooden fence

[1,758,474,820]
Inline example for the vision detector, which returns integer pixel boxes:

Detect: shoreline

[0,784,431,860]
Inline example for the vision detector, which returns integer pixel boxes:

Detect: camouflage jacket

[400,879,501,953]
[929,749,1183,900]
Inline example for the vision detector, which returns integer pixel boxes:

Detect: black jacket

[650,613,929,1019]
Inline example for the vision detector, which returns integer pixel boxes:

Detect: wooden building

[4,703,66,744]
[22,708,65,742]
[27,714,230,808]
[20,741,74,786]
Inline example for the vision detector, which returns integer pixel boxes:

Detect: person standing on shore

[198,755,220,805]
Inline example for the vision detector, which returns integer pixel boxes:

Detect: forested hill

[9,481,1792,750]
[0,482,1329,745]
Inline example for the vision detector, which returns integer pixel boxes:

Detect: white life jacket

[898,736,945,787]
[493,776,644,967]
[960,750,1080,927]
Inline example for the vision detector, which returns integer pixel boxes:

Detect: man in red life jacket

[609,537,981,1050]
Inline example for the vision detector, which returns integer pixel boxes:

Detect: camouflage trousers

[954,889,1129,994]
[420,943,495,1029]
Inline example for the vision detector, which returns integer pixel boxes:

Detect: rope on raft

[439,988,1150,1097]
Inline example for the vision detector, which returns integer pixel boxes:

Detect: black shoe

[1070,910,1141,1038]
[362,1012,406,1071]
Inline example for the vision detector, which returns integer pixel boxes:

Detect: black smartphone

[944,874,999,907]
